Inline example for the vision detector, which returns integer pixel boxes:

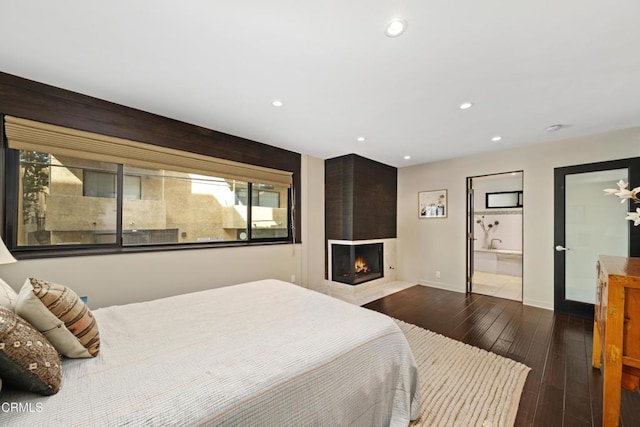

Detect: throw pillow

[15,278,100,358]
[0,306,62,395]
[0,278,18,310]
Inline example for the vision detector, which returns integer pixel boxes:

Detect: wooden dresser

[592,255,640,427]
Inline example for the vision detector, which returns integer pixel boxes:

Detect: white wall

[397,127,640,310]
[473,174,523,210]
[0,244,301,308]
[300,154,327,293]
[473,174,523,251]
[0,154,328,309]
[473,212,522,251]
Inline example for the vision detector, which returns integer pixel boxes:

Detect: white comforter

[1,279,419,426]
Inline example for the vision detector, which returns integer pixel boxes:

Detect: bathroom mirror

[486,191,523,209]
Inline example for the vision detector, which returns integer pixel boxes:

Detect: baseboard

[420,280,554,310]
[521,298,554,311]
[417,280,466,294]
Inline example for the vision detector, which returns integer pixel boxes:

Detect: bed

[1,279,419,426]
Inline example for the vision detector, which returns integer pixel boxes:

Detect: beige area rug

[395,319,531,427]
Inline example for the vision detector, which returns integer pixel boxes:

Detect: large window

[11,150,291,250]
[3,116,293,255]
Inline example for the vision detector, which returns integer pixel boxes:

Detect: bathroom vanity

[473,248,522,276]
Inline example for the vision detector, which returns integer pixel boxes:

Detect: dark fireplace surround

[331,242,383,285]
[325,154,397,286]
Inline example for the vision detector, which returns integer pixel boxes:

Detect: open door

[467,172,523,301]
[466,178,474,293]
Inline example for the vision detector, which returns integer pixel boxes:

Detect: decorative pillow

[0,278,18,310]
[15,278,100,358]
[0,306,62,395]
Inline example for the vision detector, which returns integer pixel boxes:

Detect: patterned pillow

[0,278,18,310]
[15,278,100,358]
[0,306,62,395]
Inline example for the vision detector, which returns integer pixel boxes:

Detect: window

[11,150,290,249]
[250,184,288,239]
[235,186,280,208]
[4,116,293,255]
[18,152,119,245]
[83,170,141,200]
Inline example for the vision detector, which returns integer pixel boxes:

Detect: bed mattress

[1,279,419,426]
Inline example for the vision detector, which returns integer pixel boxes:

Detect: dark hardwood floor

[363,285,640,427]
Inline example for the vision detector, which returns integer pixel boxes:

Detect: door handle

[555,245,571,252]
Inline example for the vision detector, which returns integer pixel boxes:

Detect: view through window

[16,150,290,248]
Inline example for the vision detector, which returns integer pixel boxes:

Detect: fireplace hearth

[331,242,383,285]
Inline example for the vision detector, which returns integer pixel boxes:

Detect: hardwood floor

[363,285,640,427]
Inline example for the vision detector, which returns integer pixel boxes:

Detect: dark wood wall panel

[325,154,397,241]
[0,72,301,239]
[352,155,397,240]
[325,155,354,240]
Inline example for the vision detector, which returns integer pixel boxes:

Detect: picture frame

[418,189,447,218]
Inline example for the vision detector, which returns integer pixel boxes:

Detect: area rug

[395,319,531,427]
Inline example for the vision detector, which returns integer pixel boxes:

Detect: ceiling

[1,1,639,168]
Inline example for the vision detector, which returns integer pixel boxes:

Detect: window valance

[4,116,292,187]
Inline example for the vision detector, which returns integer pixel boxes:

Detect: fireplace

[331,242,383,285]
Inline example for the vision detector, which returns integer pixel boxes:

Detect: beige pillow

[0,278,18,310]
[15,278,100,358]
[0,306,62,395]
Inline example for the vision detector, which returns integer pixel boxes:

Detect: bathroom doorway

[466,171,523,302]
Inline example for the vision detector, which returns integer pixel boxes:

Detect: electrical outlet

[435,271,441,279]
[290,274,296,283]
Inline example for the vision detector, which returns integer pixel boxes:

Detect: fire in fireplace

[331,242,383,285]
[354,256,370,274]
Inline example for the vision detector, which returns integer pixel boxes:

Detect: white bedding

[1,279,419,426]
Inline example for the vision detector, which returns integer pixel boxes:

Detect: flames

[354,256,371,275]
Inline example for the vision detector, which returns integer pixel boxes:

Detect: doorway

[467,171,524,302]
[554,157,640,318]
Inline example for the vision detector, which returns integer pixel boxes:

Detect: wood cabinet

[592,255,640,427]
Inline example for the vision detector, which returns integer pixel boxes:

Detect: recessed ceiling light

[357,136,366,142]
[271,99,284,107]
[385,19,407,37]
[404,155,411,160]
[459,102,474,110]
[491,136,502,142]
[546,124,565,132]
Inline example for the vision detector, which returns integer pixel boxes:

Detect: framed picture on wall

[419,189,447,218]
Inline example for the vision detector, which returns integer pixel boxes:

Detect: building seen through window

[17,150,290,248]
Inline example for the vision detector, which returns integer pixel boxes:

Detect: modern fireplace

[331,242,383,285]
